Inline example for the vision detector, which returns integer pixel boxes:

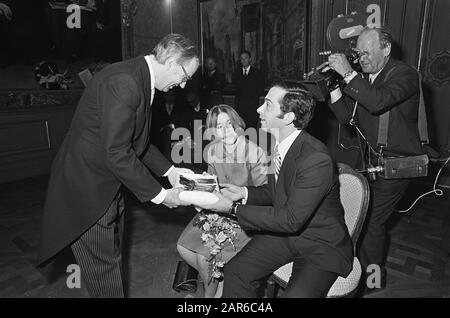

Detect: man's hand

[195,191,233,213]
[167,167,195,187]
[0,3,12,20]
[162,187,190,209]
[328,53,353,78]
[220,183,245,201]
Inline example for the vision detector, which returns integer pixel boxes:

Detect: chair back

[268,163,370,297]
[337,163,370,250]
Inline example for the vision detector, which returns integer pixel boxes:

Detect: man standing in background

[200,56,226,110]
[232,50,265,130]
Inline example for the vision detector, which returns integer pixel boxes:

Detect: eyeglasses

[180,64,191,82]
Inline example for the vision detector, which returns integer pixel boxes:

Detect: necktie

[244,69,248,76]
[273,145,282,183]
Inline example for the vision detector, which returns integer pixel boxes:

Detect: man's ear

[165,57,178,71]
[284,112,295,125]
[383,43,392,57]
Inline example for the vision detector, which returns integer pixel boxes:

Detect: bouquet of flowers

[34,61,73,90]
[193,211,241,282]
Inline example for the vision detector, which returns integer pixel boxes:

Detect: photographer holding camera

[327,26,425,294]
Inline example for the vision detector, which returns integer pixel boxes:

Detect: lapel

[137,56,152,110]
[272,131,306,206]
[134,56,153,151]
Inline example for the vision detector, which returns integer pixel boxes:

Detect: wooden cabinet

[0,91,81,183]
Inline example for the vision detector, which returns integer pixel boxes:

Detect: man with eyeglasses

[327,26,425,295]
[38,34,200,297]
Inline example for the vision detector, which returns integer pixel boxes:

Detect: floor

[0,169,449,298]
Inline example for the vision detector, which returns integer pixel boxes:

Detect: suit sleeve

[98,74,164,203]
[328,93,355,124]
[141,143,172,176]
[246,183,273,206]
[343,65,419,115]
[237,152,334,233]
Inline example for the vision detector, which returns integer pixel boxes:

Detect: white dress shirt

[242,130,301,204]
[144,55,174,204]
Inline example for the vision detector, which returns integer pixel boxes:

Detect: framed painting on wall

[199,0,309,87]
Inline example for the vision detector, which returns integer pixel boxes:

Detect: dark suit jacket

[329,57,423,157]
[201,70,226,109]
[232,66,264,127]
[38,56,171,263]
[236,131,353,277]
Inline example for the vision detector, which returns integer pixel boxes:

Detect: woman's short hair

[273,81,316,130]
[206,104,246,135]
[152,33,198,66]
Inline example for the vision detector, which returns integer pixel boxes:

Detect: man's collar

[144,55,155,91]
[276,130,301,161]
[144,55,156,102]
[369,57,390,82]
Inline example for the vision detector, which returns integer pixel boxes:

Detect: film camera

[302,12,368,101]
[300,13,430,181]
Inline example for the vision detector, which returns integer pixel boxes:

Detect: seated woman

[177,104,268,298]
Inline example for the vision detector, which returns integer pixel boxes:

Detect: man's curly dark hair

[274,81,316,130]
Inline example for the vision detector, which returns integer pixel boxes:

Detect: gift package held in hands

[176,173,220,205]
[176,173,219,192]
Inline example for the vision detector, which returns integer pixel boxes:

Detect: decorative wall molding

[426,50,450,87]
[0,120,51,157]
[0,90,82,110]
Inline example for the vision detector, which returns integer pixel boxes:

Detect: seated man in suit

[194,81,353,297]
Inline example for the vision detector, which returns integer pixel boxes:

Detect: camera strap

[376,66,397,150]
[377,68,429,149]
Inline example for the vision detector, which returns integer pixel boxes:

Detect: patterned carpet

[0,172,449,298]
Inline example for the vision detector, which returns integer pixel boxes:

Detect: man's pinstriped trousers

[71,191,125,298]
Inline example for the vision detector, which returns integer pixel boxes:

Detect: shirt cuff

[151,188,168,205]
[241,187,249,205]
[163,166,175,177]
[330,88,343,104]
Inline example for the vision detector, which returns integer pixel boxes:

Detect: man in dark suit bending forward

[38,34,200,297]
